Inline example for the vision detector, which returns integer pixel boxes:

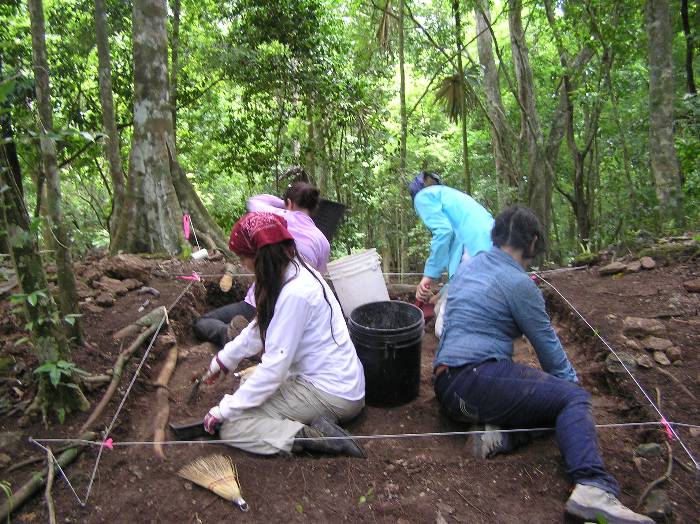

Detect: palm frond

[433,72,480,123]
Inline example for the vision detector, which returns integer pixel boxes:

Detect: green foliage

[34,359,88,388]
[0,0,696,275]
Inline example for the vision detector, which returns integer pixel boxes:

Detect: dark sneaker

[294,416,366,458]
[566,484,654,524]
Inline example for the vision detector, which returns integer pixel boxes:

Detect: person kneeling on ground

[202,212,366,458]
[432,206,653,524]
[193,181,330,348]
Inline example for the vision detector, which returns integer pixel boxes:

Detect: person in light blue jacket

[409,172,494,335]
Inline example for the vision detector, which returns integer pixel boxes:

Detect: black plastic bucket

[348,301,424,407]
[312,199,347,242]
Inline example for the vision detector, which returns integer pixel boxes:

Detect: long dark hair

[491,205,546,259]
[283,182,320,213]
[254,239,337,346]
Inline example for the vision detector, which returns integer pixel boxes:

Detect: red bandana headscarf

[228,212,294,258]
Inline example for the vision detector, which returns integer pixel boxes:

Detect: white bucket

[191,248,209,260]
[327,248,389,316]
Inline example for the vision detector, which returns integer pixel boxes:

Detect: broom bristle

[178,454,242,501]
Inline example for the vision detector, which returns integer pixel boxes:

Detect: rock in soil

[635,354,654,369]
[605,352,637,373]
[0,453,10,468]
[642,489,672,520]
[623,317,666,337]
[623,337,642,351]
[653,351,671,366]
[102,254,152,281]
[0,430,23,448]
[665,346,682,362]
[641,336,674,352]
[640,256,656,269]
[599,261,627,276]
[94,276,129,296]
[95,293,115,308]
[635,443,662,458]
[683,278,700,293]
[626,260,642,273]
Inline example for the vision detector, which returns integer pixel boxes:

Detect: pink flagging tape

[660,418,674,441]
[101,438,113,450]
[183,214,191,240]
[176,272,200,282]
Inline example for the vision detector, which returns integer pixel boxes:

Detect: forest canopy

[1,0,698,272]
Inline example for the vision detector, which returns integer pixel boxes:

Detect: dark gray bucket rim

[348,300,424,335]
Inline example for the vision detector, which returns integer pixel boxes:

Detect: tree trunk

[645,0,684,226]
[111,0,226,254]
[507,0,549,230]
[453,0,470,193]
[93,0,126,239]
[398,0,407,182]
[305,103,317,184]
[681,0,697,95]
[1,146,88,420]
[170,0,180,141]
[474,1,518,207]
[28,0,82,343]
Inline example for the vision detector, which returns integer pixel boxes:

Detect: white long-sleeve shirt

[217,259,365,419]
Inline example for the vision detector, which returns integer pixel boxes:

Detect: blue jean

[434,360,619,496]
[193,301,256,348]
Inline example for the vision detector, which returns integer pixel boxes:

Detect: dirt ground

[0,251,698,523]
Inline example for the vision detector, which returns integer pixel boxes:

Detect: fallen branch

[44,449,57,524]
[637,441,673,508]
[4,444,74,474]
[153,344,179,458]
[113,306,167,341]
[80,310,166,433]
[455,488,487,516]
[0,432,95,522]
[654,367,697,401]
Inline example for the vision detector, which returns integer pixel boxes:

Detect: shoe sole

[565,499,652,524]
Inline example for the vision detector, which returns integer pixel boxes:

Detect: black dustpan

[169,420,209,440]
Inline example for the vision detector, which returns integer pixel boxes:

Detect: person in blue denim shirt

[433,206,652,524]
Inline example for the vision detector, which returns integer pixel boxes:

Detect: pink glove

[205,355,229,385]
[203,406,223,435]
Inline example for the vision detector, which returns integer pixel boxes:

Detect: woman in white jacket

[203,212,366,457]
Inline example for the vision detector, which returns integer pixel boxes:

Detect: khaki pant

[219,376,364,455]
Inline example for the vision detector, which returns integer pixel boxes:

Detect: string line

[535,272,699,470]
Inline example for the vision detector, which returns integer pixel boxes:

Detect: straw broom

[178,455,249,512]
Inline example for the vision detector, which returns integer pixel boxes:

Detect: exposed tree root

[80,309,166,433]
[44,449,57,524]
[0,432,95,522]
[153,344,179,458]
[113,306,167,341]
[654,367,697,401]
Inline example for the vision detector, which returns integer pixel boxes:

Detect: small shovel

[186,370,213,405]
